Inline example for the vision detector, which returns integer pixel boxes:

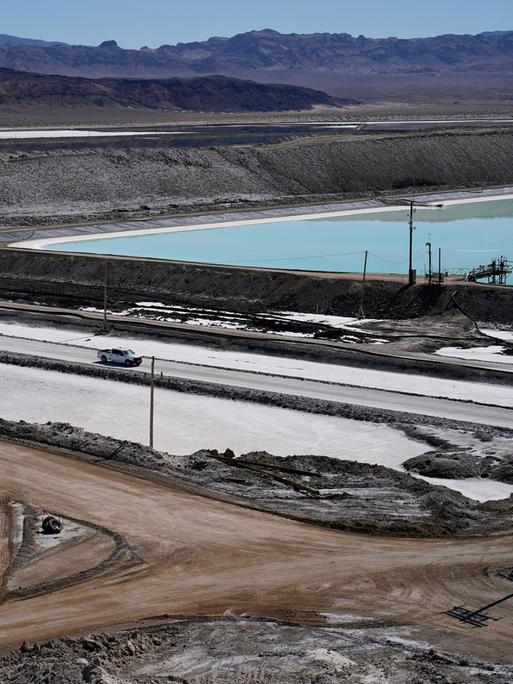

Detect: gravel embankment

[2,616,511,684]
[1,419,512,537]
[3,247,513,322]
[1,128,513,225]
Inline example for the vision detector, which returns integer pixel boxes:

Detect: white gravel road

[0,324,512,428]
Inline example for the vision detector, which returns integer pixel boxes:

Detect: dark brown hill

[0,69,343,111]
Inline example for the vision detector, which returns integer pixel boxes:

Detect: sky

[2,0,513,48]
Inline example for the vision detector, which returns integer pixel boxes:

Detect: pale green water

[46,198,513,276]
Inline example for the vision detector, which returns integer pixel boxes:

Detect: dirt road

[2,300,512,378]
[1,440,513,662]
[1,336,513,428]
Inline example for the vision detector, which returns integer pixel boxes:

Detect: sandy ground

[2,102,513,128]
[437,345,513,364]
[0,363,425,462]
[0,501,10,602]
[1,440,513,663]
[8,527,115,594]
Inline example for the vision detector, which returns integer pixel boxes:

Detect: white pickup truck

[97,348,142,367]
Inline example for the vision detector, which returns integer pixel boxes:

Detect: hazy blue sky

[3,0,513,48]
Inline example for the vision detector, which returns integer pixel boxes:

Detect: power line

[228,249,366,264]
[368,250,428,265]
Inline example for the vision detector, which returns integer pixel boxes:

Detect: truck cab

[98,348,142,367]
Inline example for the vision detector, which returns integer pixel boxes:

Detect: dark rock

[404,452,479,479]
[490,463,513,483]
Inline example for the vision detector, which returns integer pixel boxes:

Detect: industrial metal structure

[467,256,512,285]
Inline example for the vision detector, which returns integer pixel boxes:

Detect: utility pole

[402,200,443,286]
[149,356,155,449]
[103,261,108,329]
[438,248,442,285]
[358,250,368,319]
[408,201,415,285]
[425,241,432,284]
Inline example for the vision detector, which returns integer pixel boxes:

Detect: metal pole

[149,356,155,449]
[408,201,416,285]
[438,248,442,285]
[103,261,108,328]
[466,592,513,619]
[358,250,368,319]
[426,242,432,284]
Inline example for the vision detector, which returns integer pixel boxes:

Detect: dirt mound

[1,617,511,683]
[1,419,513,538]
[2,129,513,226]
[403,426,513,483]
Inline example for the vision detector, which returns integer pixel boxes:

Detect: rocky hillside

[2,128,513,227]
[0,68,341,111]
[1,29,513,99]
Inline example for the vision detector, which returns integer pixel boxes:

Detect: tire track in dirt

[5,508,141,603]
[1,440,513,663]
[0,498,11,603]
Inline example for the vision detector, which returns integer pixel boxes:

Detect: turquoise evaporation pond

[46,199,513,274]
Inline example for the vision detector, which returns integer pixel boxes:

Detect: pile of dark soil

[2,128,513,226]
[1,419,512,538]
[4,246,513,323]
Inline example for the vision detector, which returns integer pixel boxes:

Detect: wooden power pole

[358,250,368,319]
[103,261,108,329]
[149,356,155,449]
[425,241,432,284]
[404,200,443,286]
[408,201,416,285]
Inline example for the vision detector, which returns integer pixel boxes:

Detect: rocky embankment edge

[2,128,513,226]
[1,418,513,538]
[3,247,513,322]
[3,616,512,684]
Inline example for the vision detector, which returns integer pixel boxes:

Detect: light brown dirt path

[8,529,116,593]
[0,440,513,662]
[0,498,11,602]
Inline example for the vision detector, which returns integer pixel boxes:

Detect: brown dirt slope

[1,438,513,663]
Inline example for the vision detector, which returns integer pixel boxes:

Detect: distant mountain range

[1,29,513,100]
[0,68,344,111]
[0,34,68,48]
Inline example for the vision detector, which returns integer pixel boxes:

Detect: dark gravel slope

[1,129,513,225]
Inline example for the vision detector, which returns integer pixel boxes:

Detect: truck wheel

[101,355,107,363]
